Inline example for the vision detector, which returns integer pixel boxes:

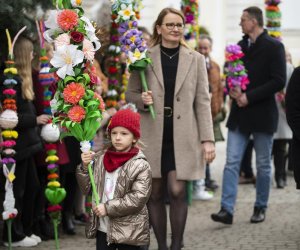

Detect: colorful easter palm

[0,27,26,250]
[112,0,155,119]
[44,0,104,209]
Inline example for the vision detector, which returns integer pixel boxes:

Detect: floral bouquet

[265,0,282,40]
[225,44,249,91]
[181,0,199,49]
[44,0,104,208]
[112,0,155,119]
[0,27,26,250]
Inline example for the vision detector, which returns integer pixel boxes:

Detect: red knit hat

[108,109,141,138]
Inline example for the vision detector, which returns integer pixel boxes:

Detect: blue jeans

[221,129,274,215]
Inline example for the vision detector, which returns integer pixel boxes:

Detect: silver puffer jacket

[76,150,152,245]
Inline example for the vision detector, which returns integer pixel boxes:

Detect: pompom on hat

[107,104,141,139]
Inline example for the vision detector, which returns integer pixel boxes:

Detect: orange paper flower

[68,105,86,123]
[57,10,78,31]
[63,82,85,104]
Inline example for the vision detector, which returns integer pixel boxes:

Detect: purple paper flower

[1,157,16,165]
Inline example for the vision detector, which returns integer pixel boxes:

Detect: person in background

[126,7,215,250]
[211,6,286,225]
[1,37,48,247]
[286,66,300,189]
[193,34,223,200]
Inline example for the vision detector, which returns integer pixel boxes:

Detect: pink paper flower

[54,33,70,48]
[0,140,16,148]
[3,89,16,95]
[83,39,95,61]
[57,10,78,31]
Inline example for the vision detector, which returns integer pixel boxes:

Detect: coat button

[177,115,181,119]
[177,97,180,102]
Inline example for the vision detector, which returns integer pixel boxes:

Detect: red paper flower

[68,105,86,123]
[47,205,62,213]
[108,66,118,74]
[57,10,78,31]
[94,92,105,112]
[70,31,84,43]
[45,143,57,151]
[63,82,85,104]
[89,73,99,85]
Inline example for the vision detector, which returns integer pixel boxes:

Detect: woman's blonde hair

[14,37,34,101]
[150,7,188,48]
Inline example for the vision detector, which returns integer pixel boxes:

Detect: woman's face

[156,13,184,47]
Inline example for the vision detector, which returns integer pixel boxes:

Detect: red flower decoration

[57,10,78,31]
[70,31,84,43]
[47,205,62,213]
[94,92,105,112]
[68,105,86,123]
[63,82,85,104]
[45,143,57,151]
[89,73,99,85]
[108,66,118,74]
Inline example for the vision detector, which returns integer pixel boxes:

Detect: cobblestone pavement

[2,137,300,250]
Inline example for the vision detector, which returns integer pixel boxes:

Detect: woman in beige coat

[126,8,215,250]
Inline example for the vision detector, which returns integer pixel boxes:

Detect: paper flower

[117,4,135,22]
[63,82,85,104]
[225,44,249,90]
[0,140,16,148]
[57,9,78,31]
[50,45,84,78]
[47,205,62,213]
[68,105,86,123]
[45,155,59,163]
[71,0,82,7]
[82,39,95,61]
[54,33,70,48]
[1,130,18,139]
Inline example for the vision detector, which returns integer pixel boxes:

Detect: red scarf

[103,147,139,173]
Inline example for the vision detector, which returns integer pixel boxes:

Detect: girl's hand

[81,151,95,167]
[141,91,153,105]
[93,203,107,217]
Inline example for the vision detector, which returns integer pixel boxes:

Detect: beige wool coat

[125,44,214,180]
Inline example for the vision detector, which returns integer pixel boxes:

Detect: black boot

[250,207,266,223]
[211,208,233,224]
[62,212,76,235]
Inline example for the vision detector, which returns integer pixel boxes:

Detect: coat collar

[148,44,193,95]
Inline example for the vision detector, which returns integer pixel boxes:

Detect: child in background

[77,107,152,250]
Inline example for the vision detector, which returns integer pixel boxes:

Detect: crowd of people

[0,4,299,250]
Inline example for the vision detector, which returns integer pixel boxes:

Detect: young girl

[77,108,152,250]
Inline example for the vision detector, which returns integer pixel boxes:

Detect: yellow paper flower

[47,181,61,188]
[1,130,18,139]
[4,67,18,75]
[45,155,59,163]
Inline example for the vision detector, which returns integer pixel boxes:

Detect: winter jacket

[76,150,152,245]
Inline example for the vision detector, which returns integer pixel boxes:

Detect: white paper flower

[55,33,71,49]
[80,140,91,153]
[107,89,118,97]
[80,16,101,51]
[128,49,146,64]
[83,39,95,62]
[50,97,58,115]
[43,10,63,42]
[117,4,135,21]
[41,124,60,142]
[50,45,84,79]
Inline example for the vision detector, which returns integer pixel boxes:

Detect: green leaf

[49,67,58,73]
[64,76,76,84]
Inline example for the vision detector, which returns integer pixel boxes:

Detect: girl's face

[111,126,136,152]
[156,13,184,47]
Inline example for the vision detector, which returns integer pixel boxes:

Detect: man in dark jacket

[286,67,300,189]
[211,6,286,224]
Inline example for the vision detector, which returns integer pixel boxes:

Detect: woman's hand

[93,203,107,217]
[81,151,95,168]
[36,114,51,125]
[202,141,216,163]
[141,91,153,105]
